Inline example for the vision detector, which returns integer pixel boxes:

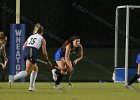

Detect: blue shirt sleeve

[136,53,140,64]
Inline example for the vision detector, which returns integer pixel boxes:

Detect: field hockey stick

[68,63,76,87]
[37,59,47,65]
[37,58,74,86]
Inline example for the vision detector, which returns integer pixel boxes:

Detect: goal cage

[113,5,140,84]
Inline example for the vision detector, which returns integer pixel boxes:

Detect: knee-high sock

[29,71,37,88]
[55,73,64,85]
[13,71,27,81]
[128,73,140,85]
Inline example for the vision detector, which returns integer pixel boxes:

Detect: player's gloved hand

[56,66,67,72]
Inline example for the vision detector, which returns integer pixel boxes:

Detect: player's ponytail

[37,25,44,34]
[33,23,40,34]
[33,23,44,34]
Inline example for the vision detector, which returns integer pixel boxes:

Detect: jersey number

[29,38,37,45]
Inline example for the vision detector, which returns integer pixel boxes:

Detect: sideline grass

[0,82,140,100]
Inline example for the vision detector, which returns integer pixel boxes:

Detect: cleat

[29,87,38,91]
[8,75,14,88]
[53,85,61,89]
[125,84,133,90]
[52,69,58,81]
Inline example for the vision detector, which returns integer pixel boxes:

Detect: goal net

[114,5,140,84]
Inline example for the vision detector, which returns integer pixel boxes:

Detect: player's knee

[137,72,140,76]
[34,65,38,72]
[26,70,32,76]
[26,67,34,75]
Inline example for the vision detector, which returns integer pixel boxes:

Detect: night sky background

[1,0,140,48]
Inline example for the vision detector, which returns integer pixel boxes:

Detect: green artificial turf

[0,82,140,100]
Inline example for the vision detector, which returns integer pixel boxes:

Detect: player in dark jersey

[0,32,8,82]
[52,35,83,89]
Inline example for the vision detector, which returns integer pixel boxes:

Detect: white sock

[137,78,140,83]
[13,71,27,81]
[29,71,37,88]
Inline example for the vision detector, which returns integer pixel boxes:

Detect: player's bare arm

[73,44,83,64]
[41,38,52,67]
[22,40,28,50]
[65,44,73,71]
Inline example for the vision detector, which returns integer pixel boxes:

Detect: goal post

[9,0,26,82]
[114,5,140,84]
[16,0,20,24]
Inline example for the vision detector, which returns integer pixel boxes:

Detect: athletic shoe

[8,75,14,88]
[125,84,133,90]
[53,85,61,89]
[29,87,38,91]
[52,69,58,81]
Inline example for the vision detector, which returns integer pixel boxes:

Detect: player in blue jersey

[125,53,140,89]
[9,23,52,91]
[52,35,83,89]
